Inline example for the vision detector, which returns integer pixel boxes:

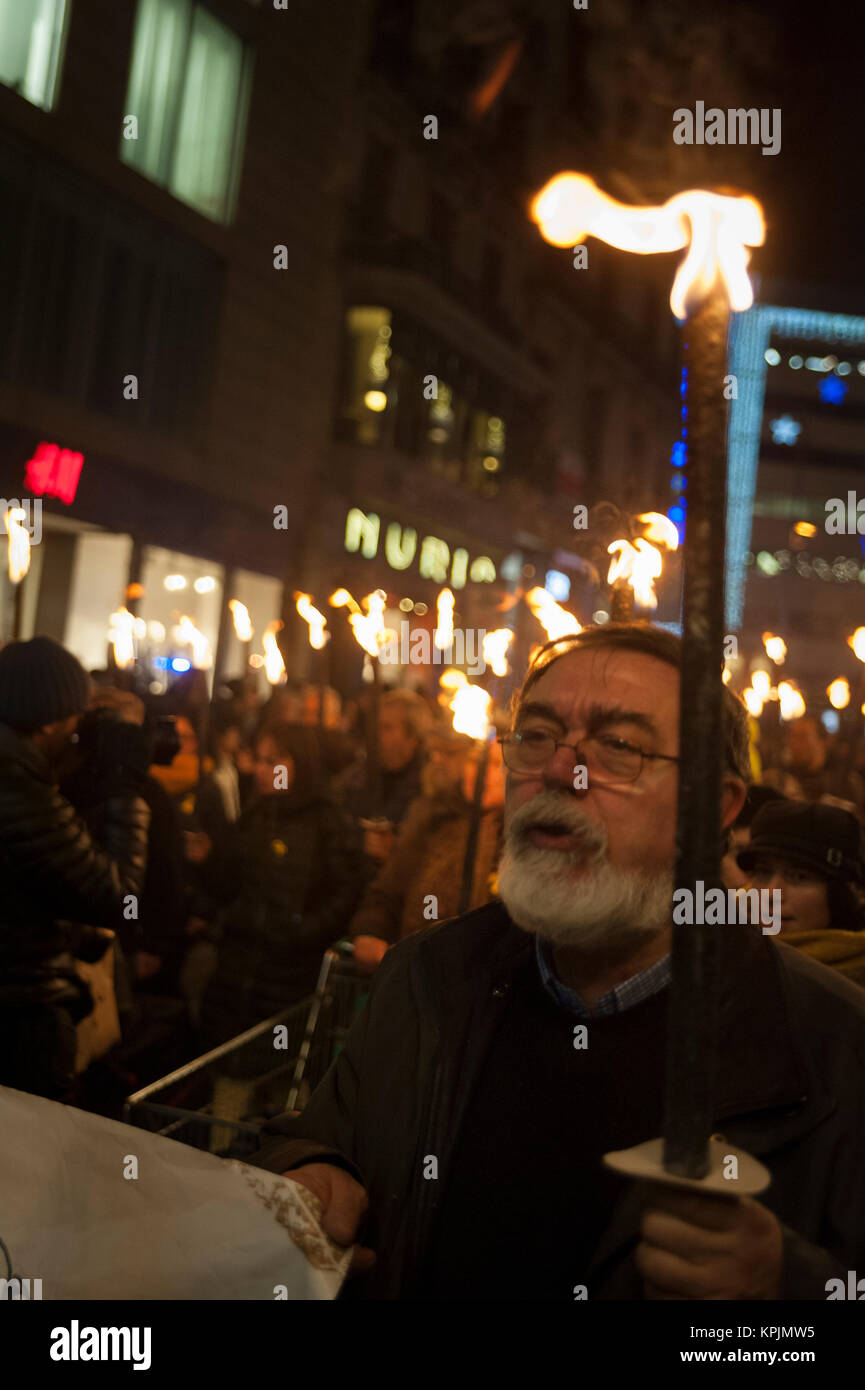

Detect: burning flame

[175,615,212,670]
[229,599,253,642]
[262,620,286,684]
[440,669,492,741]
[483,628,514,678]
[751,670,771,701]
[108,607,136,669]
[762,631,787,664]
[530,173,764,319]
[849,628,865,663]
[329,588,361,614]
[742,687,764,717]
[607,538,663,609]
[827,678,851,710]
[722,667,732,686]
[777,681,806,721]
[331,588,388,658]
[527,587,581,640]
[635,512,680,551]
[294,592,330,650]
[434,588,455,651]
[4,507,30,583]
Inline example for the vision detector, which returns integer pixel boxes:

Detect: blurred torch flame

[530,173,765,319]
[262,620,286,684]
[849,628,865,663]
[527,586,581,640]
[434,588,455,651]
[607,538,663,609]
[294,592,330,650]
[482,628,514,678]
[331,588,388,658]
[763,631,787,664]
[751,670,771,700]
[635,512,680,551]
[742,687,764,717]
[828,678,850,710]
[722,667,732,686]
[777,681,806,721]
[4,507,30,583]
[176,615,212,669]
[440,669,491,740]
[229,599,253,642]
[108,607,136,669]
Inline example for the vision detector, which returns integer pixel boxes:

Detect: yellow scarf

[785,929,865,988]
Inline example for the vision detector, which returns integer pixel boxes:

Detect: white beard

[497,789,673,954]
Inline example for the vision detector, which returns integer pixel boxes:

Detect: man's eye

[598,734,642,755]
[518,729,552,744]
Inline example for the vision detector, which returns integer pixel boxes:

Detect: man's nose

[543,743,583,793]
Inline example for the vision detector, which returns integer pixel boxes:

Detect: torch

[533,172,770,1194]
[330,588,390,812]
[606,513,680,620]
[174,615,213,786]
[261,620,287,685]
[4,507,31,640]
[441,669,495,915]
[228,599,254,679]
[294,591,331,726]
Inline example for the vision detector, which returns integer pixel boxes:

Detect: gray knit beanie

[0,636,91,732]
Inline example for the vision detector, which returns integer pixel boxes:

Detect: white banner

[0,1086,351,1300]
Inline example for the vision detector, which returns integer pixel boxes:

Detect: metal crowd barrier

[123,944,367,1158]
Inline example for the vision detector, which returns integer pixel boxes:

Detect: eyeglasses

[498,730,680,785]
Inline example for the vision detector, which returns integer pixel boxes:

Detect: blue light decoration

[726,304,865,628]
[668,365,689,543]
[819,375,847,404]
[769,413,801,445]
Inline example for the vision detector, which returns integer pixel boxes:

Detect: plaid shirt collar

[534,935,671,1019]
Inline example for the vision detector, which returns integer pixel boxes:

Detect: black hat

[0,636,91,732]
[737,800,864,885]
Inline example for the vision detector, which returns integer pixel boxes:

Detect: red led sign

[24,441,84,505]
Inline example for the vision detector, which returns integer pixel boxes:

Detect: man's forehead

[524,647,680,717]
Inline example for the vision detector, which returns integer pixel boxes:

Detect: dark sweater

[413,956,669,1300]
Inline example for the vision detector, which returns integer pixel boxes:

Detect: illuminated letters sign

[344,508,496,587]
[24,441,84,505]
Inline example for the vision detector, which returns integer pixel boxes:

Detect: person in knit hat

[737,799,865,987]
[0,636,151,1101]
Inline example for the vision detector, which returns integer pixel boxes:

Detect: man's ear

[721,775,747,833]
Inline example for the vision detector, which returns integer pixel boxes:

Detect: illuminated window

[121,0,251,224]
[341,307,394,445]
[466,410,505,495]
[0,0,69,110]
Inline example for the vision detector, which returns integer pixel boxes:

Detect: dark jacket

[0,720,150,1011]
[252,901,865,1300]
[199,787,364,1045]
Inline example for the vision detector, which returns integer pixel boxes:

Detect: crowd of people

[0,635,504,1108]
[2,625,865,1299]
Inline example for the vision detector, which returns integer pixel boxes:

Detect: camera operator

[0,637,150,1102]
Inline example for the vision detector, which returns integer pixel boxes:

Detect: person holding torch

[250,624,865,1300]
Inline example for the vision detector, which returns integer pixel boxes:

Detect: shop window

[340,306,394,445]
[0,0,69,111]
[121,0,251,224]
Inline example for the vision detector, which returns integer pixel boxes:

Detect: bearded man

[252,624,865,1300]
